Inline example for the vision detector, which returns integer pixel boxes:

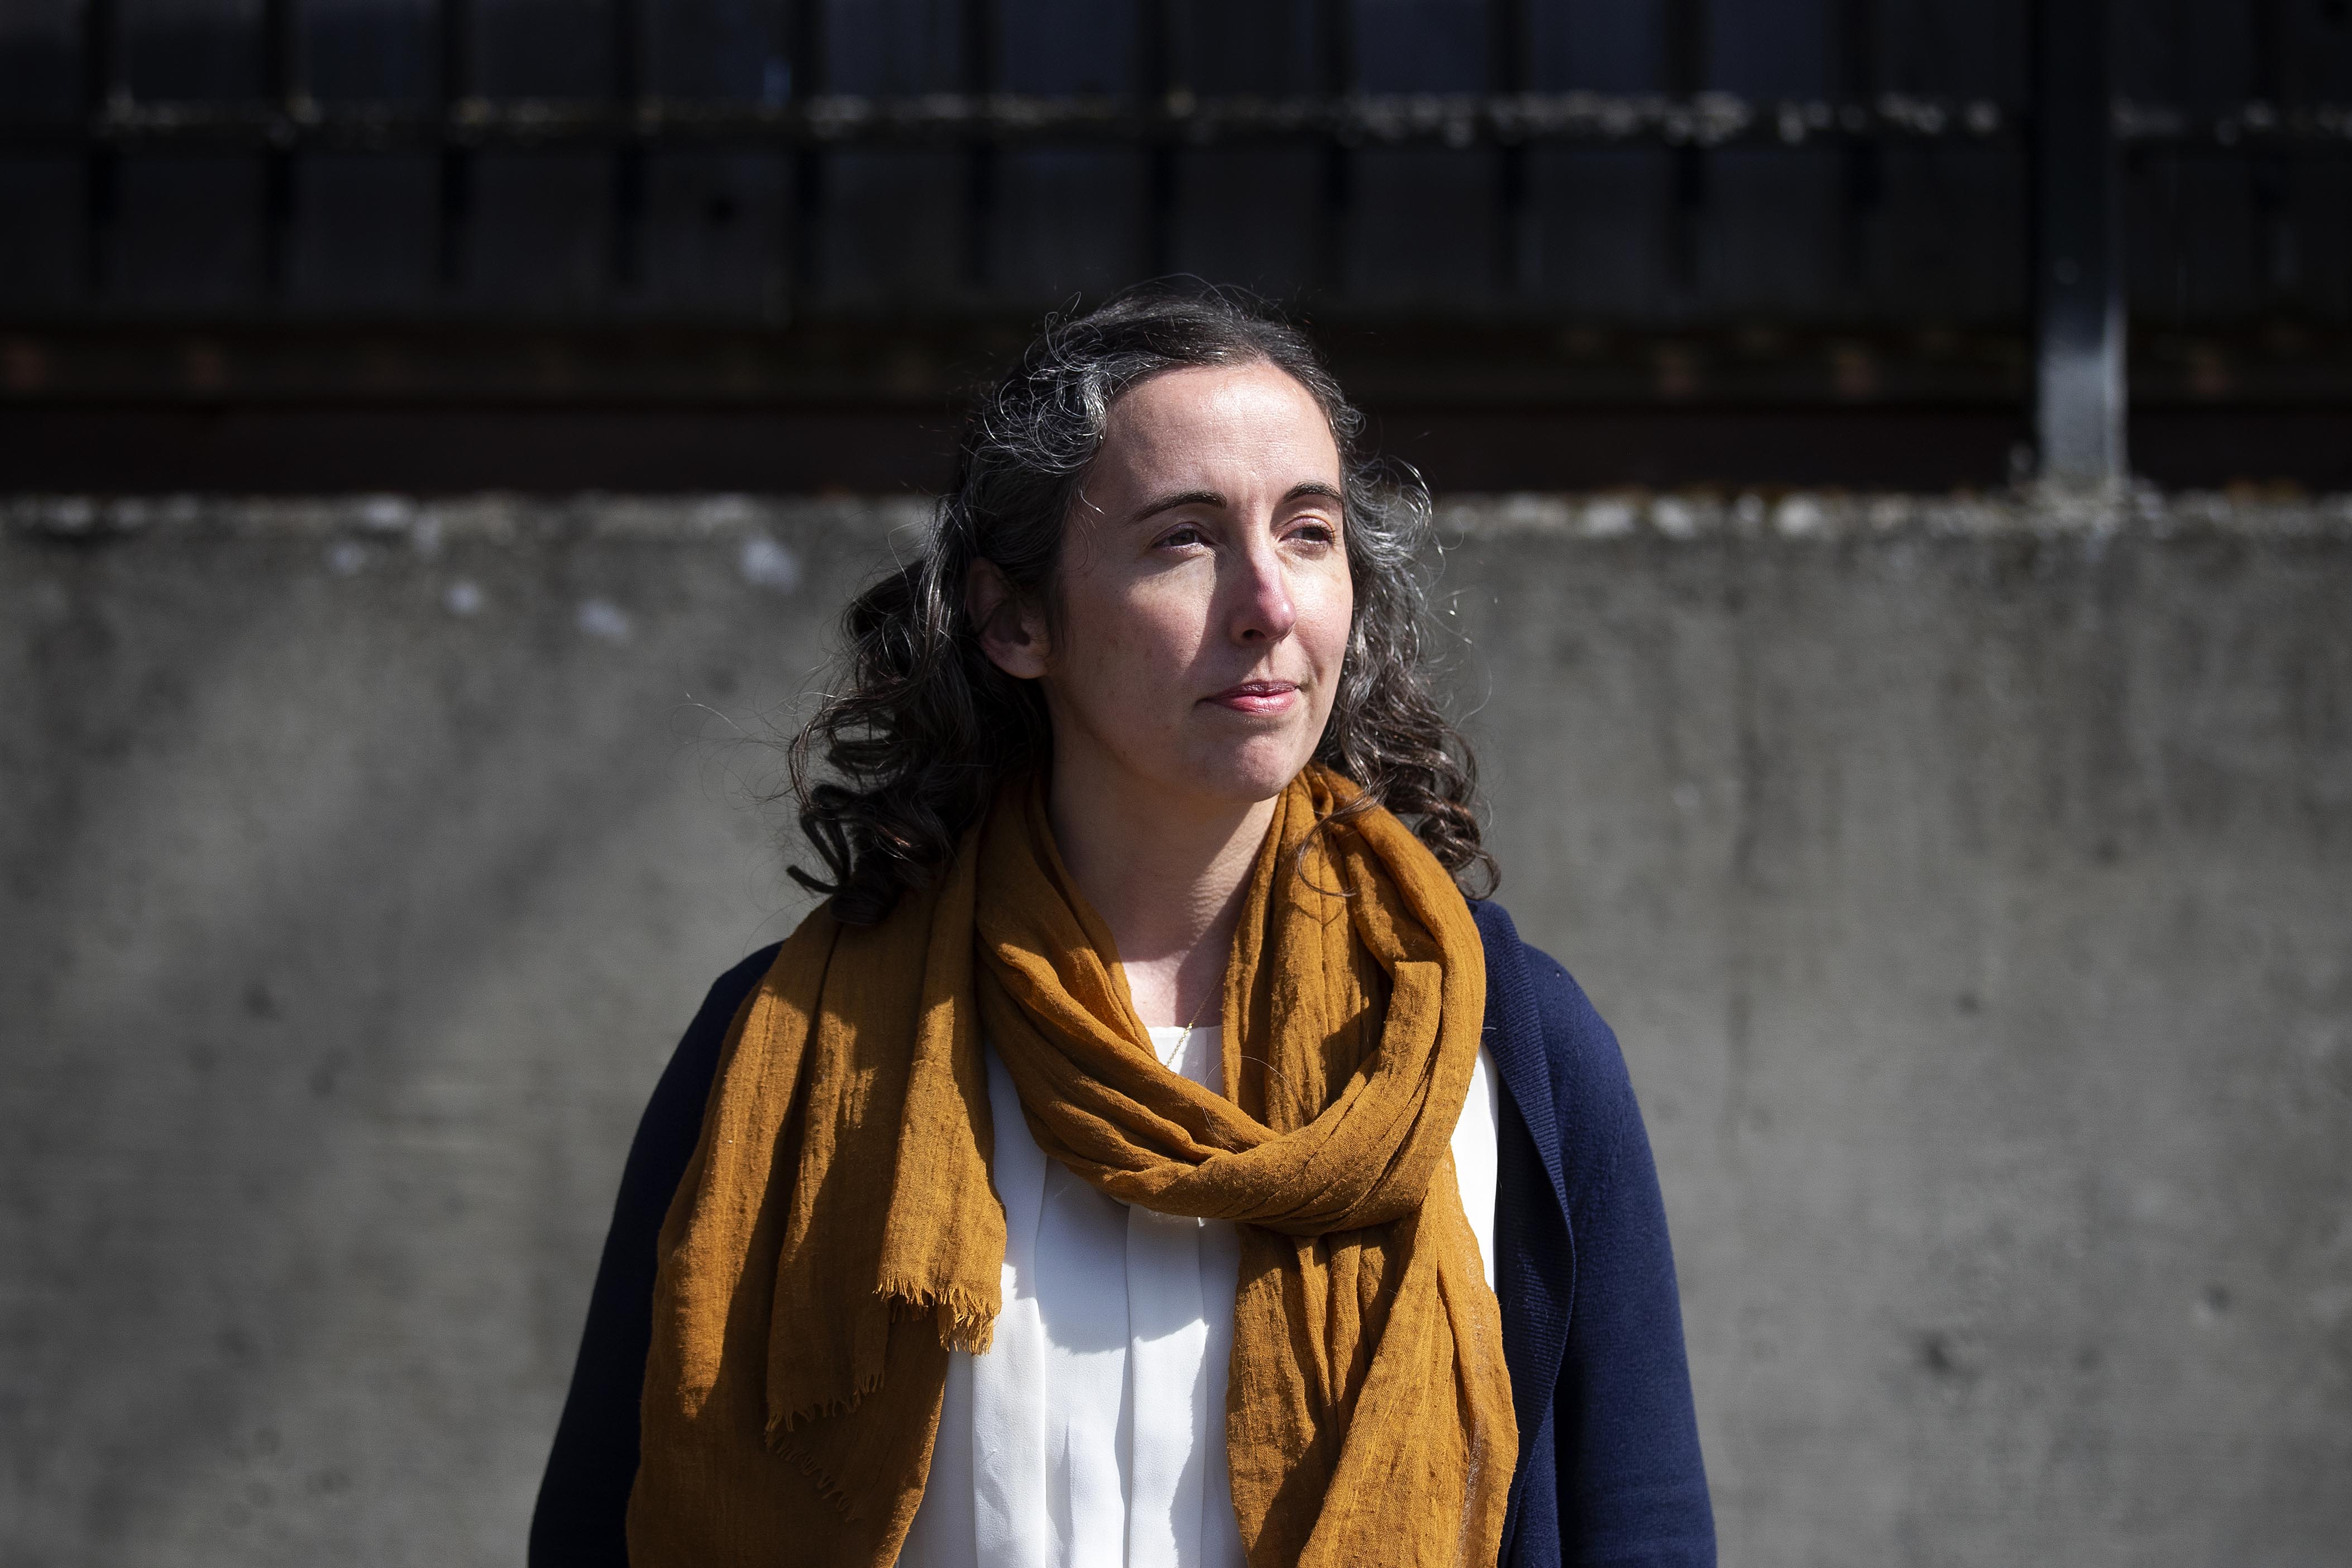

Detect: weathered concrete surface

[3,490,2348,1567]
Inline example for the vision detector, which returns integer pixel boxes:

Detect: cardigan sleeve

[527,944,778,1568]
[1526,945,1717,1566]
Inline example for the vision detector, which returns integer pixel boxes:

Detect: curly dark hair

[788,285,1492,926]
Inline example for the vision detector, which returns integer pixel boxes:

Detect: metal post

[1137,0,1175,278]
[788,0,825,313]
[1314,0,1353,299]
[2250,0,2298,300]
[961,0,997,290]
[1663,0,1707,294]
[1837,0,1881,293]
[1490,0,1534,295]
[263,0,304,298]
[82,0,123,296]
[436,0,475,291]
[2031,0,2125,488]
[612,0,647,292]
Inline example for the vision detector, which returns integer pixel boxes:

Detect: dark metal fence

[2,0,2349,492]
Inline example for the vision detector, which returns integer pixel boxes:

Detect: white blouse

[896,1025,1501,1568]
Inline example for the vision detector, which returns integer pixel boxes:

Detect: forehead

[1093,361,1341,493]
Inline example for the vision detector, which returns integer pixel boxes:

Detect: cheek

[1061,575,1206,709]
[1299,567,1356,680]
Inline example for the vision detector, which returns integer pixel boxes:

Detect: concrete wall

[4,490,2348,1567]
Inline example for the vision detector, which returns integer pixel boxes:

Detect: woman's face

[979,360,1354,811]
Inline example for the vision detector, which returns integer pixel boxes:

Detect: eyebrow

[1129,481,1345,527]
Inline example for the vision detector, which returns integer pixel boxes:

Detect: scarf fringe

[878,1276,997,1355]
[761,1280,995,1454]
[759,1282,1000,1523]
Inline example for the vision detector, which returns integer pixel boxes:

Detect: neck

[1045,748,1275,1030]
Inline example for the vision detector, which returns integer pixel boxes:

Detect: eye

[1157,522,1209,550]
[1287,515,1340,547]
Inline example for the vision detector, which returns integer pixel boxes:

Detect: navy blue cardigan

[532,901,1715,1566]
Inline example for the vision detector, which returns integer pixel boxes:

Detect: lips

[1205,680,1301,716]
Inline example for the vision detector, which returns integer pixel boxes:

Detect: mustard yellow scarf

[629,766,1515,1566]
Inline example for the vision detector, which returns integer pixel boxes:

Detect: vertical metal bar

[613,0,648,293]
[1138,0,1175,278]
[263,0,304,299]
[1837,0,1880,297]
[1490,0,1534,296]
[962,0,997,291]
[82,0,124,297]
[2163,0,2190,322]
[1663,0,1706,295]
[2031,0,2126,487]
[1314,0,1353,299]
[2249,0,2297,301]
[436,0,475,291]
[788,0,826,314]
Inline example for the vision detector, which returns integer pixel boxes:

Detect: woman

[531,290,1714,1567]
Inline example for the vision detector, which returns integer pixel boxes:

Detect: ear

[966,558,1052,680]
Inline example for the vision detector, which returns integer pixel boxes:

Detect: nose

[1227,532,1297,645]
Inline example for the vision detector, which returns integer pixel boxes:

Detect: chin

[1185,734,1321,805]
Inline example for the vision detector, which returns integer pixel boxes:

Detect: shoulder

[1469,900,1647,1216]
[702,941,783,1027]
[680,940,786,1067]
[1470,900,1637,1108]
[646,940,785,1127]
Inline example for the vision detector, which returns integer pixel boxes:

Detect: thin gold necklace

[1177,963,1221,1038]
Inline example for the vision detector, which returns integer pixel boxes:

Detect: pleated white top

[896,1024,1501,1568]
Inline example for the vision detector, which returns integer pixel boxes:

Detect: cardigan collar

[1471,899,1577,1566]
